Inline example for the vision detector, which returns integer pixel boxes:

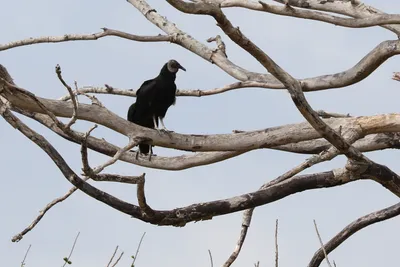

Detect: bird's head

[166,59,186,73]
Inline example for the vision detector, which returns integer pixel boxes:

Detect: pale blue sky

[1,0,400,266]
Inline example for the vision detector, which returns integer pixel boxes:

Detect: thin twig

[21,244,32,267]
[313,220,333,267]
[111,252,124,267]
[136,175,155,216]
[107,246,119,267]
[55,64,78,130]
[275,219,279,267]
[11,181,88,242]
[92,139,139,174]
[131,232,146,267]
[62,232,80,267]
[208,250,214,267]
[222,209,253,267]
[81,127,145,184]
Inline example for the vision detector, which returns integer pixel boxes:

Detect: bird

[127,59,186,158]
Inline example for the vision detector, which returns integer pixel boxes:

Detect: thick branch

[0,102,366,225]
[166,0,364,160]
[4,77,400,153]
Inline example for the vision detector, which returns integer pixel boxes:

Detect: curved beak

[178,64,186,71]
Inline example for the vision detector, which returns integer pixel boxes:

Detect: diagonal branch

[55,64,78,130]
[166,0,365,161]
[222,209,253,267]
[308,202,400,267]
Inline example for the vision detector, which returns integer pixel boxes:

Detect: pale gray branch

[216,0,400,29]
[4,78,400,153]
[272,0,400,36]
[223,209,254,267]
[0,27,171,51]
[313,220,333,267]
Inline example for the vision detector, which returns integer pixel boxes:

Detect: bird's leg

[160,117,167,131]
[148,146,153,161]
[153,115,166,133]
[135,150,140,160]
[159,117,174,133]
[153,115,158,129]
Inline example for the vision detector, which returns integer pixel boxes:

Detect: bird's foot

[156,128,168,133]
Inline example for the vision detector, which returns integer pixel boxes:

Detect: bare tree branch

[216,1,400,29]
[62,232,80,267]
[313,220,333,267]
[272,0,400,36]
[208,249,214,267]
[309,202,400,267]
[2,2,400,264]
[136,176,155,217]
[4,81,400,152]
[20,244,31,267]
[0,28,171,51]
[107,246,119,267]
[223,209,253,267]
[131,232,146,267]
[11,180,89,242]
[55,64,78,130]
[111,252,124,267]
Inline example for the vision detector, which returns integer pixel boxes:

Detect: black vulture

[127,59,186,157]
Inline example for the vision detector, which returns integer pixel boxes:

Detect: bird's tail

[139,143,150,154]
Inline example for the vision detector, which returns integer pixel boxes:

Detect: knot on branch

[345,160,368,180]
[207,35,228,57]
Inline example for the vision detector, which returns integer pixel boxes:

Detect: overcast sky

[1,0,400,266]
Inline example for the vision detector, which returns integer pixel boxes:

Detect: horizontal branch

[218,0,400,29]
[4,83,400,152]
[0,28,171,51]
[3,99,400,226]
[58,81,284,101]
[273,0,400,37]
[3,20,400,93]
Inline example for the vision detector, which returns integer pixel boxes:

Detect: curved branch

[308,202,400,267]
[273,0,400,37]
[217,0,400,29]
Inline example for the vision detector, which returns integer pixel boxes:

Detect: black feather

[127,60,185,155]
